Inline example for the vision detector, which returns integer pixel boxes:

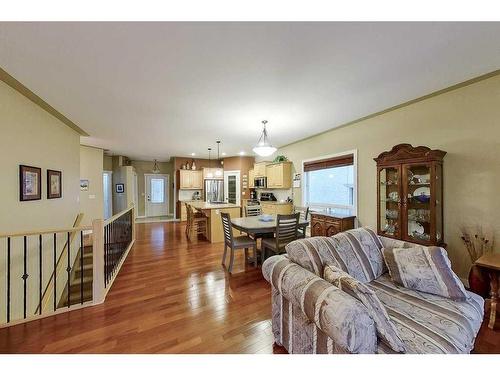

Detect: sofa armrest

[262,255,377,353]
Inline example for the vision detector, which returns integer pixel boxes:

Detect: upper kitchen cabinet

[253,162,269,177]
[266,161,292,189]
[179,169,203,189]
[248,169,255,188]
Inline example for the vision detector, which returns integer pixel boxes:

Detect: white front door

[223,170,240,205]
[145,174,169,217]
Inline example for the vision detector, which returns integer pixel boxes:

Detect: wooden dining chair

[244,205,261,217]
[294,206,310,239]
[220,212,258,273]
[186,203,207,241]
[261,213,300,260]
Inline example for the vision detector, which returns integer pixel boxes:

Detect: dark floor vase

[468,265,489,298]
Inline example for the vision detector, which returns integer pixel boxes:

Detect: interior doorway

[223,170,240,205]
[145,174,169,217]
[103,171,113,220]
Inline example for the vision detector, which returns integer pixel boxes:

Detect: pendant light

[252,120,277,157]
[152,159,160,174]
[215,140,223,177]
[206,148,214,178]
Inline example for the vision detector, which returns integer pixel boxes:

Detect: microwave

[254,177,267,188]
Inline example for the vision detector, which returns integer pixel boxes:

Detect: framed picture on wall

[19,165,42,201]
[47,169,62,199]
[116,183,124,193]
[80,179,89,191]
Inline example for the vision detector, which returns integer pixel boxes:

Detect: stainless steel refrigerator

[205,179,224,203]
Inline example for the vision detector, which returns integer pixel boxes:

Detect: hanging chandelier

[252,120,277,157]
[152,159,160,174]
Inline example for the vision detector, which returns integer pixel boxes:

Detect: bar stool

[186,203,207,241]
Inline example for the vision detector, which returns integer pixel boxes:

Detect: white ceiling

[1,22,499,161]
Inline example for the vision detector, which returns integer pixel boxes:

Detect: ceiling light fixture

[222,152,227,156]
[252,120,277,157]
[191,152,196,156]
[239,151,245,156]
[207,148,214,178]
[152,159,160,174]
[215,141,223,177]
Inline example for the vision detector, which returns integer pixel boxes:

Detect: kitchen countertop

[188,201,241,210]
[259,201,293,205]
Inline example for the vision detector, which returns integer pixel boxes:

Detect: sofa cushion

[324,264,406,353]
[262,255,377,353]
[383,246,468,301]
[370,274,484,354]
[285,227,385,282]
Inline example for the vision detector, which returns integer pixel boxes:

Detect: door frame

[144,173,170,217]
[223,170,241,205]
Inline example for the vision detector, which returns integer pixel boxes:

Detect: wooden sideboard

[310,213,356,237]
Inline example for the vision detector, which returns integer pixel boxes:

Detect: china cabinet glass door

[378,166,401,238]
[402,163,432,244]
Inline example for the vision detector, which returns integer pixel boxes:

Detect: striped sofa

[262,228,484,354]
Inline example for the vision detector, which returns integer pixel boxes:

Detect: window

[150,178,165,203]
[303,152,356,215]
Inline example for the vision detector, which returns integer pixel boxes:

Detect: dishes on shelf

[388,191,399,201]
[412,186,431,203]
[409,221,425,235]
[386,210,398,219]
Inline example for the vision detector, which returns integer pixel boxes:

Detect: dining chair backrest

[276,213,300,248]
[245,205,262,217]
[295,206,310,222]
[221,212,234,246]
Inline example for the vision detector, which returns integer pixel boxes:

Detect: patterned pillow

[285,227,385,282]
[382,246,468,301]
[324,264,406,353]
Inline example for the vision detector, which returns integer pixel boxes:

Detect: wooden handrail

[104,206,134,226]
[0,224,91,239]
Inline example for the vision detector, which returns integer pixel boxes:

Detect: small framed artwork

[47,169,62,199]
[80,179,89,191]
[115,183,124,193]
[19,165,42,201]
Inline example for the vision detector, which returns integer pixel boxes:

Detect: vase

[468,264,489,298]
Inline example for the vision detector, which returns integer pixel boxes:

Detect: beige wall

[103,155,113,171]
[80,145,104,225]
[112,166,135,214]
[275,74,500,278]
[0,80,80,233]
[130,160,174,217]
[0,80,81,322]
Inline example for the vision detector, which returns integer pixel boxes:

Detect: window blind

[303,154,354,172]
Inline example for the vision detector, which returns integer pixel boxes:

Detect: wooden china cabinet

[374,144,446,246]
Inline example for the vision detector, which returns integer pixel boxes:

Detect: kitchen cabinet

[260,202,293,215]
[179,170,203,189]
[266,162,292,189]
[253,162,269,177]
[248,169,255,188]
[310,213,356,237]
[202,168,224,180]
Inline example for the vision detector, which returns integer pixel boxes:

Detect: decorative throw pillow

[323,264,406,353]
[382,246,468,301]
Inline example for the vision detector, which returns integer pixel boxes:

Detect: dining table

[230,214,309,236]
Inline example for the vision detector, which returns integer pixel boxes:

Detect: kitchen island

[188,201,241,243]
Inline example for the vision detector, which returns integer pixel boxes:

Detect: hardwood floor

[0,221,497,353]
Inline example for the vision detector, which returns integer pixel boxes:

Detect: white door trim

[144,173,169,217]
[223,170,241,205]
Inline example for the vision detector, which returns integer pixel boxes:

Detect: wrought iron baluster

[53,233,57,311]
[80,231,84,304]
[39,234,42,315]
[7,237,11,323]
[67,232,71,308]
[23,236,28,319]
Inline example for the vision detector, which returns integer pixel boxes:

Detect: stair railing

[0,205,136,327]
